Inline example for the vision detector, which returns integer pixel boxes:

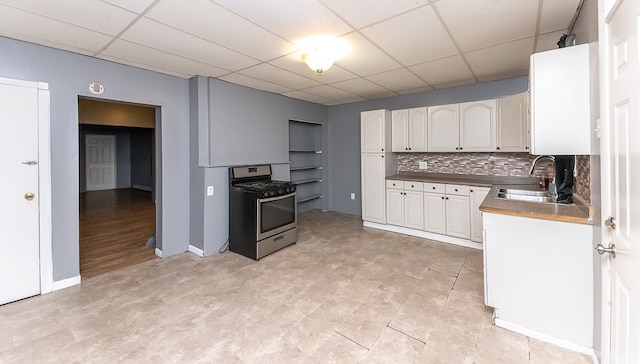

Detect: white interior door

[86,134,116,191]
[0,79,41,305]
[600,0,640,362]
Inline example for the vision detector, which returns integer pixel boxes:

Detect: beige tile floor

[0,210,594,363]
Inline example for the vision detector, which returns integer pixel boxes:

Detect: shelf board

[290,165,322,171]
[289,149,322,153]
[292,178,322,185]
[297,193,322,203]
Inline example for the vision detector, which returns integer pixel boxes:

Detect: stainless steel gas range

[228,165,297,260]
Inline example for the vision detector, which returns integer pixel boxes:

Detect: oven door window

[260,195,296,234]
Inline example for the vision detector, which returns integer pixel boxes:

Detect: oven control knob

[278,188,283,195]
[269,191,275,197]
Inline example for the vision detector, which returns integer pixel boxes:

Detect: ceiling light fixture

[299,36,350,76]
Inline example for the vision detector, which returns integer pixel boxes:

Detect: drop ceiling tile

[146,0,294,61]
[101,0,156,14]
[239,63,322,90]
[331,77,393,98]
[219,73,293,94]
[409,55,474,86]
[0,0,137,36]
[535,30,568,53]
[301,84,362,102]
[431,78,476,90]
[360,5,457,66]
[434,0,538,52]
[365,68,429,92]
[321,0,429,29]
[121,17,259,71]
[213,0,353,41]
[540,0,581,33]
[269,54,358,83]
[0,5,112,54]
[282,90,334,105]
[465,38,534,80]
[335,32,401,76]
[97,54,191,78]
[396,85,434,95]
[101,39,228,78]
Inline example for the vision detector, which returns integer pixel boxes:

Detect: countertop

[387,172,593,225]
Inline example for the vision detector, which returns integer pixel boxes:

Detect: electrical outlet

[207,186,214,196]
[350,193,356,200]
[418,161,427,169]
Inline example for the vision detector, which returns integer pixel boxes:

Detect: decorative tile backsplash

[397,152,591,204]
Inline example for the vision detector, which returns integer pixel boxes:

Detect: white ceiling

[0,0,581,105]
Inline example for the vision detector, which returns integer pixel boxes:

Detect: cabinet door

[408,107,428,152]
[361,154,386,223]
[391,109,408,152]
[446,195,470,239]
[459,99,496,152]
[469,187,490,242]
[424,192,446,234]
[497,93,527,152]
[428,104,459,152]
[386,188,405,226]
[361,110,386,153]
[404,190,424,230]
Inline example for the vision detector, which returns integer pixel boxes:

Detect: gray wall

[0,36,190,281]
[572,0,601,358]
[130,128,154,189]
[326,77,529,215]
[189,78,327,255]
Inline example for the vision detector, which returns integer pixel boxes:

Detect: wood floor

[79,188,157,279]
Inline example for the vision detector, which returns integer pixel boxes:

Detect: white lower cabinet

[444,184,470,239]
[469,187,490,242]
[483,212,593,347]
[386,181,424,230]
[424,192,446,234]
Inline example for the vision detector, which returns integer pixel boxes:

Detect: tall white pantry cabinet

[361,110,396,224]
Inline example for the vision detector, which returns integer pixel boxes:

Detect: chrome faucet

[529,155,555,175]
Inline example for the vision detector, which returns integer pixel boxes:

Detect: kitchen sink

[495,188,555,203]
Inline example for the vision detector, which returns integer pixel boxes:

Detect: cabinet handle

[432,187,436,190]
[459,147,463,150]
[381,148,384,151]
[441,196,444,200]
[405,147,408,151]
[408,147,411,150]
[496,147,500,150]
[446,197,449,200]
[381,155,384,158]
[470,189,474,192]
[455,189,458,192]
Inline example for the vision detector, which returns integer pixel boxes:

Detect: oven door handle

[257,192,296,203]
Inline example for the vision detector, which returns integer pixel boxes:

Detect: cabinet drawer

[423,183,445,194]
[403,181,423,191]
[386,180,403,189]
[446,184,470,196]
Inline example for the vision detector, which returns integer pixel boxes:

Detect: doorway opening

[78,97,159,279]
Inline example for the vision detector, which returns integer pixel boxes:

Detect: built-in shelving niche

[289,120,323,213]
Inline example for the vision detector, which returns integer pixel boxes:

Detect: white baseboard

[494,318,595,358]
[154,248,162,257]
[132,184,152,192]
[52,275,81,291]
[362,221,483,250]
[188,244,205,257]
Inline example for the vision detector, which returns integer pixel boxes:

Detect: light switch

[207,186,214,196]
[350,193,356,200]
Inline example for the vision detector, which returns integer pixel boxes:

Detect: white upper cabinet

[392,107,427,152]
[497,93,528,152]
[459,99,496,152]
[529,44,591,155]
[391,109,409,152]
[408,107,428,152]
[427,103,459,152]
[361,109,389,153]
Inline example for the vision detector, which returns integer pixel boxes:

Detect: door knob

[604,216,616,230]
[24,192,35,201]
[595,243,616,258]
